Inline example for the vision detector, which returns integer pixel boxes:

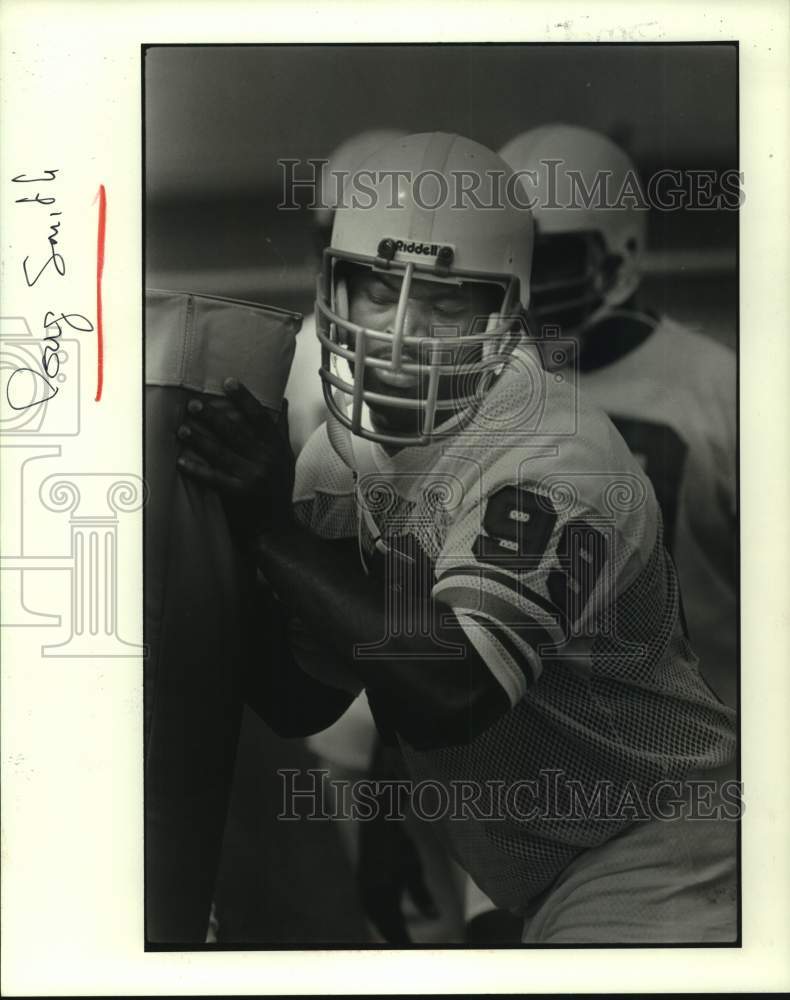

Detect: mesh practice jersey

[293,342,736,911]
[580,316,737,709]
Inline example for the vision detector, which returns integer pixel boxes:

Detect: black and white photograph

[143,42,741,949]
[4,0,790,992]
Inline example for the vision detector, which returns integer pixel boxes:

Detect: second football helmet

[499,124,647,332]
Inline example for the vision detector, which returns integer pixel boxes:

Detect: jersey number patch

[472,485,608,628]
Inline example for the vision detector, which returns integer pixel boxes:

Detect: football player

[177,132,737,944]
[499,124,737,711]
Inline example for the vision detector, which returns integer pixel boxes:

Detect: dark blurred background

[145,43,737,349]
[144,44,737,943]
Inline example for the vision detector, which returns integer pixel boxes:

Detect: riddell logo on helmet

[395,240,440,256]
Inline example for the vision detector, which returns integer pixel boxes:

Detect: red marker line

[94,184,107,401]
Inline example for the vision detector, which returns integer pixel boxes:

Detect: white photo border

[1,0,788,994]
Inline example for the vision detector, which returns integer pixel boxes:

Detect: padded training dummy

[144,289,300,942]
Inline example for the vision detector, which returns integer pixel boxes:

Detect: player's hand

[356,742,439,944]
[176,377,295,540]
[357,808,439,945]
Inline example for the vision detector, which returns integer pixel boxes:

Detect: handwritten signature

[6,312,94,411]
[13,170,66,288]
[7,170,96,411]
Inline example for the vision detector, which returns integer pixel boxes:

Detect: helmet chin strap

[587,305,659,332]
[334,276,350,335]
[325,389,388,577]
[535,300,658,343]
[531,292,606,339]
[326,389,356,467]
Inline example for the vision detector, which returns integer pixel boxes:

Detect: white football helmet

[314,128,408,230]
[499,124,647,331]
[316,131,534,446]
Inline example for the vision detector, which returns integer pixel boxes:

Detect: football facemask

[314,131,534,447]
[317,260,523,446]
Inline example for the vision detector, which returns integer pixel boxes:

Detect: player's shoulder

[449,348,658,540]
[650,317,736,421]
[293,419,355,502]
[480,342,646,477]
[651,315,735,376]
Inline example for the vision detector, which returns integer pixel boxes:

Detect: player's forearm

[254,526,511,749]
[254,524,458,669]
[244,580,355,737]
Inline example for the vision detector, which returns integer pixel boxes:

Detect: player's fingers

[186,397,255,452]
[177,421,240,475]
[176,452,245,496]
